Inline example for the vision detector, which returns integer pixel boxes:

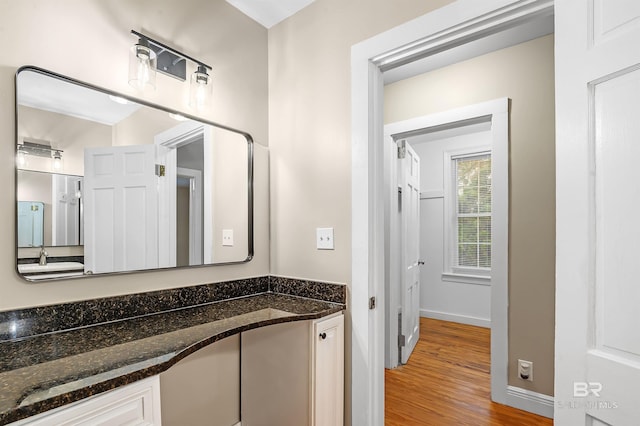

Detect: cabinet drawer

[15,377,161,426]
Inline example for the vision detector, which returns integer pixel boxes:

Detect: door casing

[384,99,508,375]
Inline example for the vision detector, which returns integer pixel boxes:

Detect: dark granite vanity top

[0,276,345,425]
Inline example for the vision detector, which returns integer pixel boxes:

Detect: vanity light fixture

[17,139,64,170]
[128,30,213,109]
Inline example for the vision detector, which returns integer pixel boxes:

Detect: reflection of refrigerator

[17,201,44,247]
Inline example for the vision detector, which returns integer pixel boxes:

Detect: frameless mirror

[16,67,253,281]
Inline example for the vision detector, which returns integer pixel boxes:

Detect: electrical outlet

[518,359,533,381]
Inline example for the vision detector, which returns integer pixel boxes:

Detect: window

[444,150,492,282]
[455,153,491,270]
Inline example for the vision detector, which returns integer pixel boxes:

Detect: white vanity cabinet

[13,376,161,426]
[241,313,344,426]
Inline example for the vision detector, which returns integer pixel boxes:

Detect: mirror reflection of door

[83,140,206,273]
[176,177,191,267]
[83,144,159,274]
[176,141,205,267]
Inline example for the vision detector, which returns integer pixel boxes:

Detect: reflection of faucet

[39,246,48,266]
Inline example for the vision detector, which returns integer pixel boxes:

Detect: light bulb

[128,39,156,90]
[52,151,63,171]
[189,65,211,110]
[195,84,207,107]
[137,53,150,86]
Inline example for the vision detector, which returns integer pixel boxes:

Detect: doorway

[176,166,204,267]
[384,99,509,379]
[155,121,214,266]
[176,139,205,267]
[350,1,555,424]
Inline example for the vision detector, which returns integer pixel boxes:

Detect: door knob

[319,332,327,340]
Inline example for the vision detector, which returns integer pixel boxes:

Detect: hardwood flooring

[385,318,553,425]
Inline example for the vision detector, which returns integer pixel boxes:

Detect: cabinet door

[312,314,344,426]
[160,335,240,426]
[241,321,311,426]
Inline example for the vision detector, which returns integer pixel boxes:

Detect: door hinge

[155,164,166,177]
[397,139,406,159]
[398,334,406,347]
[369,296,376,310]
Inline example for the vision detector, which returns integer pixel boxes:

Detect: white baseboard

[420,309,490,328]
[505,385,554,419]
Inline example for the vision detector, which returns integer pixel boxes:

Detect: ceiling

[226,0,316,28]
[17,71,141,126]
[225,1,553,85]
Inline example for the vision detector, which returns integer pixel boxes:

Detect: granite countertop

[0,276,345,425]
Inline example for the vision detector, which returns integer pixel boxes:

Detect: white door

[84,145,158,274]
[555,1,640,424]
[400,142,421,364]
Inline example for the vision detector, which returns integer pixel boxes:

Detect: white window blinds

[454,154,491,270]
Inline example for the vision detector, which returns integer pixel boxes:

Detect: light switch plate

[316,228,334,250]
[222,229,234,246]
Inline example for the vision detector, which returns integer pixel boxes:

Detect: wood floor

[385,318,553,425]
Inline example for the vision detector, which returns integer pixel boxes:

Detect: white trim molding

[441,272,491,286]
[420,190,444,199]
[420,309,491,328]
[506,386,554,418]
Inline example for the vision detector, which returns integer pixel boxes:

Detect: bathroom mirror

[16,66,253,281]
